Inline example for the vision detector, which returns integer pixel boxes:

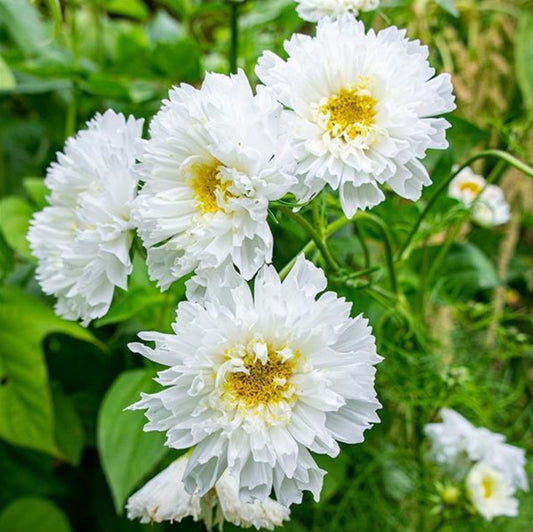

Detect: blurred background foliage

[0,0,532,531]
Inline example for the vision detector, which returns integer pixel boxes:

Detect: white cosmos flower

[27,110,143,325]
[466,462,519,521]
[256,16,455,217]
[295,0,379,23]
[134,70,296,290]
[449,167,510,226]
[127,454,290,529]
[425,408,528,492]
[128,257,382,506]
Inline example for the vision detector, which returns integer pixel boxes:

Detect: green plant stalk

[229,1,239,74]
[66,0,79,137]
[397,150,533,261]
[278,206,339,273]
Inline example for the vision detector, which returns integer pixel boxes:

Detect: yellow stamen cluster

[226,351,295,408]
[320,86,377,140]
[481,476,495,499]
[190,163,230,214]
[458,181,482,197]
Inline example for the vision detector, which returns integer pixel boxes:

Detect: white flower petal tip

[134,70,297,290]
[449,167,510,227]
[126,455,290,529]
[27,110,144,325]
[425,408,529,494]
[467,462,519,521]
[256,17,455,217]
[295,0,380,22]
[129,258,382,506]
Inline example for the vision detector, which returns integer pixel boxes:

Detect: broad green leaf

[22,177,48,210]
[0,498,72,532]
[516,11,533,114]
[0,0,49,56]
[0,285,99,456]
[51,384,85,466]
[97,369,168,513]
[0,196,34,259]
[151,39,202,82]
[0,55,15,90]
[95,289,165,327]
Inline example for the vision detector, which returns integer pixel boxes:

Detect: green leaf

[106,0,149,20]
[22,177,48,210]
[97,369,168,514]
[0,498,72,532]
[0,196,34,259]
[151,39,202,82]
[516,11,533,114]
[0,285,99,456]
[0,0,50,56]
[51,384,85,466]
[95,289,165,327]
[0,55,16,90]
[435,0,458,17]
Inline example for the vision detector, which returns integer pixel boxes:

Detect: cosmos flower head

[449,167,510,226]
[134,69,296,290]
[127,454,290,529]
[128,257,382,506]
[425,408,529,492]
[27,110,143,325]
[466,462,519,521]
[295,0,379,23]
[256,16,455,217]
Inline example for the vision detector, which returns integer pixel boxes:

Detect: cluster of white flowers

[425,408,528,521]
[25,6,474,531]
[449,167,510,226]
[28,110,143,325]
[295,0,379,22]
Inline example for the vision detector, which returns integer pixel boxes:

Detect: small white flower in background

[27,110,143,325]
[295,0,379,22]
[134,70,296,290]
[448,167,510,226]
[425,408,529,493]
[128,257,382,506]
[256,16,455,217]
[466,462,519,521]
[127,455,290,529]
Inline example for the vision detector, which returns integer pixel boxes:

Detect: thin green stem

[278,206,339,272]
[228,1,239,74]
[397,150,533,261]
[353,222,370,268]
[278,214,353,279]
[355,212,398,294]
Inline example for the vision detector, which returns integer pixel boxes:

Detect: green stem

[355,212,398,294]
[353,222,370,268]
[278,206,339,272]
[278,214,353,280]
[397,150,533,261]
[228,1,239,74]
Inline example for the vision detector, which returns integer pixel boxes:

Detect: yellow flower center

[190,162,231,214]
[226,350,296,408]
[320,84,377,140]
[481,475,495,499]
[458,181,482,197]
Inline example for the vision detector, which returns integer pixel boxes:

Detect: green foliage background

[0,0,532,531]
